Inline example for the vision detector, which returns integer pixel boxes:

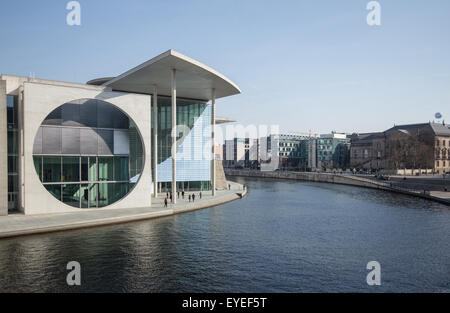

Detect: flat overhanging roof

[216,117,237,124]
[102,50,241,101]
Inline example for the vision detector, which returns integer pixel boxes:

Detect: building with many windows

[349,132,385,170]
[260,133,318,171]
[349,123,450,174]
[384,122,450,174]
[223,138,259,169]
[316,132,350,169]
[0,50,241,215]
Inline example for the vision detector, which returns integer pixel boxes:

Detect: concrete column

[0,80,7,216]
[153,85,158,198]
[171,69,177,204]
[18,86,24,213]
[211,88,216,196]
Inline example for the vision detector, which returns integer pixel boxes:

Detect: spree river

[0,177,449,293]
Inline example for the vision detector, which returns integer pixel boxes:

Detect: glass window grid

[33,99,145,210]
[34,155,132,209]
[154,96,207,165]
[7,96,19,211]
[34,155,131,183]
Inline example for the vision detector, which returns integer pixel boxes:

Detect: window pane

[33,128,42,154]
[45,184,61,201]
[98,157,113,181]
[97,101,114,129]
[80,184,89,208]
[114,157,129,181]
[113,183,129,203]
[34,156,42,182]
[8,156,17,173]
[81,157,89,181]
[62,184,80,208]
[43,156,61,183]
[79,99,97,127]
[62,157,80,182]
[43,106,62,126]
[42,127,62,154]
[113,108,129,129]
[62,128,80,154]
[89,157,97,181]
[113,130,130,155]
[62,101,81,127]
[8,175,18,194]
[80,128,99,155]
[89,183,98,208]
[98,183,110,208]
[98,129,114,155]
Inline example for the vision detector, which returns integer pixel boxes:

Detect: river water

[0,177,449,292]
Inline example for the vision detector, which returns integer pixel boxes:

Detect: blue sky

[1,0,449,134]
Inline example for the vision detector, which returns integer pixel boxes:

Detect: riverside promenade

[225,169,450,206]
[0,182,246,239]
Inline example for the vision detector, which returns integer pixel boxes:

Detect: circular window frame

[32,98,146,209]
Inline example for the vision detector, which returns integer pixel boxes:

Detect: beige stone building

[350,132,385,170]
[350,122,450,174]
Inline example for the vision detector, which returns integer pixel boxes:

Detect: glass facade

[153,96,212,190]
[33,99,144,209]
[7,95,19,212]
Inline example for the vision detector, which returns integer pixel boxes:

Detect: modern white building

[0,50,241,215]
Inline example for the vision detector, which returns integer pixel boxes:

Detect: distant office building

[317,132,350,169]
[260,133,318,171]
[223,138,259,169]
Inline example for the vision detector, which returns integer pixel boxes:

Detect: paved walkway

[0,182,246,239]
[430,191,450,201]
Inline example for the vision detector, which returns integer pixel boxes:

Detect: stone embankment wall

[225,169,450,206]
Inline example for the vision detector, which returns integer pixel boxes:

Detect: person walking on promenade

[189,194,191,202]
[170,193,173,203]
[164,197,168,208]
[199,192,202,199]
[192,194,196,203]
[182,191,185,199]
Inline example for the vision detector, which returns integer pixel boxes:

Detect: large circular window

[32,99,144,209]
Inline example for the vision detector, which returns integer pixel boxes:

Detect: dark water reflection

[0,177,449,292]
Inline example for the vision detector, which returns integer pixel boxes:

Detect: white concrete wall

[23,82,152,215]
[0,80,7,216]
[1,74,106,96]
